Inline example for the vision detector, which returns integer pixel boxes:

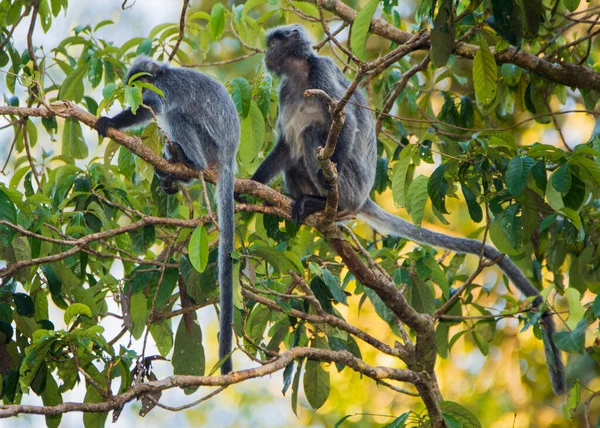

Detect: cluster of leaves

[1,0,600,426]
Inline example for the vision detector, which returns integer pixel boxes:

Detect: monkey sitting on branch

[250,25,566,394]
[96,56,239,374]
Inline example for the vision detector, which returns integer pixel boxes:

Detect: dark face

[264,27,304,75]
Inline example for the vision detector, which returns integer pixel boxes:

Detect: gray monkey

[251,25,566,394]
[96,56,238,374]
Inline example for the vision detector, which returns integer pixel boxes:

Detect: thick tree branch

[0,347,417,419]
[309,0,600,91]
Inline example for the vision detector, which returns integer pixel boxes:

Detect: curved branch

[310,0,600,91]
[0,347,418,418]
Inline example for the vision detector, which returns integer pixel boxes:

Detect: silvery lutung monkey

[96,56,238,374]
[251,25,566,394]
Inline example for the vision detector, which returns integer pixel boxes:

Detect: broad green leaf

[231,78,252,118]
[565,288,585,330]
[210,3,225,40]
[39,0,52,33]
[408,175,429,228]
[553,320,586,353]
[383,413,410,428]
[0,188,17,223]
[545,178,564,211]
[428,164,449,215]
[460,184,483,223]
[430,0,455,67]
[238,101,265,166]
[303,360,330,410]
[124,85,143,114]
[350,0,379,61]
[58,65,87,102]
[405,277,435,314]
[150,321,173,357]
[173,319,205,392]
[391,145,414,207]
[62,118,89,159]
[188,226,209,273]
[41,372,62,428]
[505,156,534,197]
[64,303,92,324]
[564,0,580,12]
[439,401,482,428]
[489,215,521,256]
[552,163,572,192]
[473,38,497,105]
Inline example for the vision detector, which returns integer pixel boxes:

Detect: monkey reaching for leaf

[251,25,566,394]
[96,56,238,374]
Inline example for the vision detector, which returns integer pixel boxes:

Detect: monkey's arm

[96,108,153,137]
[251,137,291,184]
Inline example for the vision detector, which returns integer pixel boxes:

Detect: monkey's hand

[292,195,327,224]
[95,116,115,138]
[317,169,335,192]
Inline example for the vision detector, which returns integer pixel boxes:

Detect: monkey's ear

[149,62,160,76]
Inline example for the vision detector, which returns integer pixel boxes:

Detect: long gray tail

[358,199,566,394]
[217,163,235,374]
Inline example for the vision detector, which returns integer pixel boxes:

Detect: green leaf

[150,321,173,357]
[430,0,455,67]
[391,145,414,207]
[83,377,108,428]
[551,163,572,192]
[291,357,304,415]
[231,77,252,119]
[210,3,225,40]
[20,334,56,391]
[41,372,63,428]
[303,360,330,410]
[408,175,429,228]
[565,288,585,330]
[238,101,265,166]
[0,188,17,223]
[564,0,580,12]
[63,303,92,324]
[405,277,435,314]
[124,85,143,114]
[545,178,564,211]
[489,215,521,256]
[38,0,52,33]
[428,164,449,215]
[62,118,89,159]
[553,319,586,354]
[383,413,410,428]
[460,184,483,223]
[58,65,87,102]
[473,38,497,105]
[350,0,379,61]
[505,156,535,197]
[439,401,482,428]
[592,294,600,318]
[12,293,33,319]
[188,226,209,273]
[173,319,205,390]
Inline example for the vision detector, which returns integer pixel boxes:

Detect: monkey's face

[265,37,285,74]
[264,27,307,75]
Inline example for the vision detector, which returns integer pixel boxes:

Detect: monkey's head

[265,25,313,75]
[125,56,165,85]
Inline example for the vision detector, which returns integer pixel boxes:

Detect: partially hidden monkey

[96,56,239,374]
[252,25,566,394]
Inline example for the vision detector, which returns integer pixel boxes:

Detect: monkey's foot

[166,141,199,170]
[292,195,327,224]
[95,116,115,138]
[159,178,180,195]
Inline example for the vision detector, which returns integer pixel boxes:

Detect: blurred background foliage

[1,0,600,427]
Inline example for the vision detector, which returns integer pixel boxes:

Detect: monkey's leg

[284,162,326,223]
[154,141,201,194]
[292,195,327,223]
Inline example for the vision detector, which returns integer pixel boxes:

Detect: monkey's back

[155,67,240,168]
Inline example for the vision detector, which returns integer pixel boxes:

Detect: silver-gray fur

[253,25,566,394]
[96,56,239,374]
